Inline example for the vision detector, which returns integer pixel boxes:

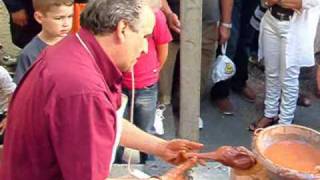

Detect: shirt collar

[78,28,123,93]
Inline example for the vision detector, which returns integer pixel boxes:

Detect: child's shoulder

[20,36,47,60]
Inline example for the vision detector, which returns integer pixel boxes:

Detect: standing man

[160,0,233,125]
[1,0,203,179]
[210,0,258,115]
[3,0,41,48]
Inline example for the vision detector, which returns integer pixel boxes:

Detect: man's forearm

[220,0,233,24]
[120,119,167,157]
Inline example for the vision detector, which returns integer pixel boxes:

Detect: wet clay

[264,140,320,173]
[196,146,256,170]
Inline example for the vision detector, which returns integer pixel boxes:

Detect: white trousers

[261,11,300,124]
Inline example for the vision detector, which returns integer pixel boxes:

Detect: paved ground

[162,64,320,152]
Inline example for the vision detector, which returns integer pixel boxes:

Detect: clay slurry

[264,140,320,174]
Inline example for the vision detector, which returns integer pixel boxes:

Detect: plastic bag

[211,43,236,84]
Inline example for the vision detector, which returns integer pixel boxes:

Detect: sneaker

[154,104,166,135]
[198,117,203,129]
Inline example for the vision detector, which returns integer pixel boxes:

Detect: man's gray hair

[80,0,145,35]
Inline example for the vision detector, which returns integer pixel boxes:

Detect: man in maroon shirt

[0,0,203,179]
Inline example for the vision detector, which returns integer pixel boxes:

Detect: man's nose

[63,18,70,27]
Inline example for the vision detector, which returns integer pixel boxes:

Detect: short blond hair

[32,0,74,13]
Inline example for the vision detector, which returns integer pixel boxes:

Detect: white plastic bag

[211,43,236,84]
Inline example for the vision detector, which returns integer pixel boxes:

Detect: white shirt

[286,0,320,67]
[0,66,16,113]
[259,0,320,68]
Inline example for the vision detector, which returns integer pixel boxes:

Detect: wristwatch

[220,22,232,29]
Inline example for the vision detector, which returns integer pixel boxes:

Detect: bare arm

[278,0,302,10]
[120,119,167,157]
[264,0,281,6]
[108,158,198,180]
[120,119,203,164]
[220,0,233,24]
[157,44,169,69]
[219,0,233,44]
[161,0,173,16]
[161,0,181,33]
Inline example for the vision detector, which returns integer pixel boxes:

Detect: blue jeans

[115,83,158,164]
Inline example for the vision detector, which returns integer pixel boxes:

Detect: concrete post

[178,0,202,141]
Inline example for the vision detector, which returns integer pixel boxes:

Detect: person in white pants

[250,0,320,130]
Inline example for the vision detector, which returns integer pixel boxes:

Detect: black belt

[75,0,88,3]
[269,5,294,21]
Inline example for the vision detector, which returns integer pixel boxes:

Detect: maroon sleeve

[48,92,116,180]
[153,10,173,45]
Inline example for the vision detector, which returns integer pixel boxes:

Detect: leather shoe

[240,85,256,103]
[215,98,234,115]
[297,93,311,107]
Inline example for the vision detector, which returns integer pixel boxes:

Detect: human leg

[201,22,218,98]
[116,85,158,163]
[278,32,300,124]
[131,84,158,163]
[210,0,241,114]
[262,12,283,120]
[249,12,282,131]
[159,42,180,105]
[231,0,258,101]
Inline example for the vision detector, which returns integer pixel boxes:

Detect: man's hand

[218,25,231,45]
[109,158,198,180]
[160,158,198,180]
[0,117,7,135]
[166,13,181,33]
[157,139,203,165]
[11,9,28,26]
[214,146,256,170]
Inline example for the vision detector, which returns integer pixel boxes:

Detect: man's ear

[34,11,44,25]
[115,20,128,43]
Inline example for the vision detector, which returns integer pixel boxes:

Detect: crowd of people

[0,0,319,179]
